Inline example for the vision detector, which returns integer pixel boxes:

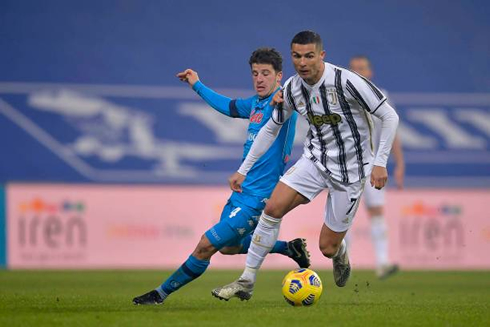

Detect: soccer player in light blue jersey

[133,48,310,305]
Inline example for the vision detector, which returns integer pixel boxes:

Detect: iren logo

[17,198,87,248]
[307,113,342,127]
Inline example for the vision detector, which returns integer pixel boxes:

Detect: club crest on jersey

[307,113,342,127]
[327,88,338,105]
[310,90,337,106]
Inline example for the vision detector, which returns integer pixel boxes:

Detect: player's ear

[320,50,326,60]
[277,71,283,83]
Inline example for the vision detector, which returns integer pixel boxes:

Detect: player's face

[251,63,282,98]
[349,58,373,79]
[291,43,325,85]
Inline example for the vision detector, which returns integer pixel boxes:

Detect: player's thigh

[264,182,308,218]
[205,199,260,249]
[324,178,365,233]
[268,156,326,217]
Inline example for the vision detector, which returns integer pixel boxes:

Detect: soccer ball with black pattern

[282,268,323,306]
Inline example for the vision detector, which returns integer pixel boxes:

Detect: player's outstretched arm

[177,69,251,119]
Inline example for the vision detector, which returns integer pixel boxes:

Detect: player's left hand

[371,165,388,190]
[228,171,246,193]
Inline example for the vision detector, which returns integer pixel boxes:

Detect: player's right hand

[228,171,246,193]
[371,165,388,190]
[270,89,284,107]
[176,69,199,87]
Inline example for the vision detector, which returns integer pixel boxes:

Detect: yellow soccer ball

[282,268,323,306]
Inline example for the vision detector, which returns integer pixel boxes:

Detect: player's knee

[192,234,217,259]
[263,202,286,218]
[218,248,230,255]
[367,206,383,217]
[218,246,237,255]
[319,242,340,258]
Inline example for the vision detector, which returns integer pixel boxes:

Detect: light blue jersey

[193,81,297,210]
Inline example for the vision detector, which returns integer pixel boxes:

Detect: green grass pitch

[1,270,489,326]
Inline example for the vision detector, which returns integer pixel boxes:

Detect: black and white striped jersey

[371,88,392,153]
[278,62,388,183]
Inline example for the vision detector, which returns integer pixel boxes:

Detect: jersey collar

[255,86,281,109]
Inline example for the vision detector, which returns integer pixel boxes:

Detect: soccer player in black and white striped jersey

[212,31,399,301]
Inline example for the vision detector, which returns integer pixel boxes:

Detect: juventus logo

[311,89,337,105]
[253,235,262,243]
[327,88,338,105]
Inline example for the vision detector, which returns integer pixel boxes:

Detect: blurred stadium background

[1,1,490,326]
[1,0,489,273]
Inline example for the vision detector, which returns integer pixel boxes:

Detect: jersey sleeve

[371,101,399,167]
[271,79,294,125]
[229,97,253,118]
[344,72,387,113]
[237,116,284,175]
[192,80,252,118]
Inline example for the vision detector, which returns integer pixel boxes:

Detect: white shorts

[363,179,386,208]
[280,155,366,232]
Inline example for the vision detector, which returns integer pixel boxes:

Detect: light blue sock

[156,255,210,299]
[271,240,289,255]
[239,235,289,255]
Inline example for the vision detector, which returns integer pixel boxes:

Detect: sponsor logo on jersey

[249,109,263,123]
[247,132,257,142]
[307,112,342,127]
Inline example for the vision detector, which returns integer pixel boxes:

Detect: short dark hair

[350,55,371,63]
[249,47,283,72]
[291,30,323,51]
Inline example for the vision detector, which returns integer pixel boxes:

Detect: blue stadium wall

[0,0,489,187]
